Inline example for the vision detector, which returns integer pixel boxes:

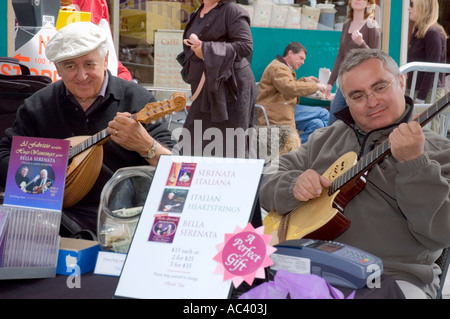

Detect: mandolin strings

[328,92,450,196]
[67,92,187,160]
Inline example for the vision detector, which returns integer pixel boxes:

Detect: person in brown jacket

[256,42,328,144]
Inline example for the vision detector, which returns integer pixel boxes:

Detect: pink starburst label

[213,224,276,288]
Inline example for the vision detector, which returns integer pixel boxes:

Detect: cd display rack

[0,205,61,279]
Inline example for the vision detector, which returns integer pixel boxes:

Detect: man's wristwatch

[142,139,158,159]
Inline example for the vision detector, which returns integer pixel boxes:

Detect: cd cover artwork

[157,188,189,213]
[3,136,70,211]
[149,215,180,243]
[166,162,197,187]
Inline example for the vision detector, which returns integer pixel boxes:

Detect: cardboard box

[300,6,320,30]
[56,237,100,276]
[55,10,91,30]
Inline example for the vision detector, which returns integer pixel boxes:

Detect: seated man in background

[256,41,329,144]
[260,48,450,298]
[0,22,175,236]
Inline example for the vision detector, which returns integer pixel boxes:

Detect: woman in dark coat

[407,0,447,133]
[179,0,255,158]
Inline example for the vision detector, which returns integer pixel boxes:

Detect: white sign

[153,30,189,100]
[6,27,59,82]
[94,251,126,277]
[114,155,264,299]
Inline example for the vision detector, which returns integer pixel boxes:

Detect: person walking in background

[179,0,255,158]
[407,0,447,132]
[325,0,381,125]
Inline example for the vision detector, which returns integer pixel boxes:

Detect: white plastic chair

[399,61,450,138]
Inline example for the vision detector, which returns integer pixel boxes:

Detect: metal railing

[399,61,450,137]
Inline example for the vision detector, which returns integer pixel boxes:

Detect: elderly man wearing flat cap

[0,22,175,236]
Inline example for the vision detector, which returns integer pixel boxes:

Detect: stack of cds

[0,209,8,266]
[0,205,60,270]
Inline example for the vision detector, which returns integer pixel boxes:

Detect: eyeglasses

[346,78,395,106]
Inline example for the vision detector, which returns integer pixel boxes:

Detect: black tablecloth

[0,271,119,299]
[0,272,404,299]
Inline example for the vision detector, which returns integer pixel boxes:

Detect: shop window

[114,0,385,86]
[117,0,201,85]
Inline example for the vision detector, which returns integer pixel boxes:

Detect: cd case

[0,205,61,279]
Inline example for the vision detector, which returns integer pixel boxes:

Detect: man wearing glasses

[260,48,450,298]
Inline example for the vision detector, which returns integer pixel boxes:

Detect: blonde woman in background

[407,0,447,132]
[325,0,381,125]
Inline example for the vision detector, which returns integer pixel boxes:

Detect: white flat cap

[46,22,107,63]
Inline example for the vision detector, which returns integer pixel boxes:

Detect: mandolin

[63,92,187,208]
[33,181,53,194]
[264,92,450,245]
